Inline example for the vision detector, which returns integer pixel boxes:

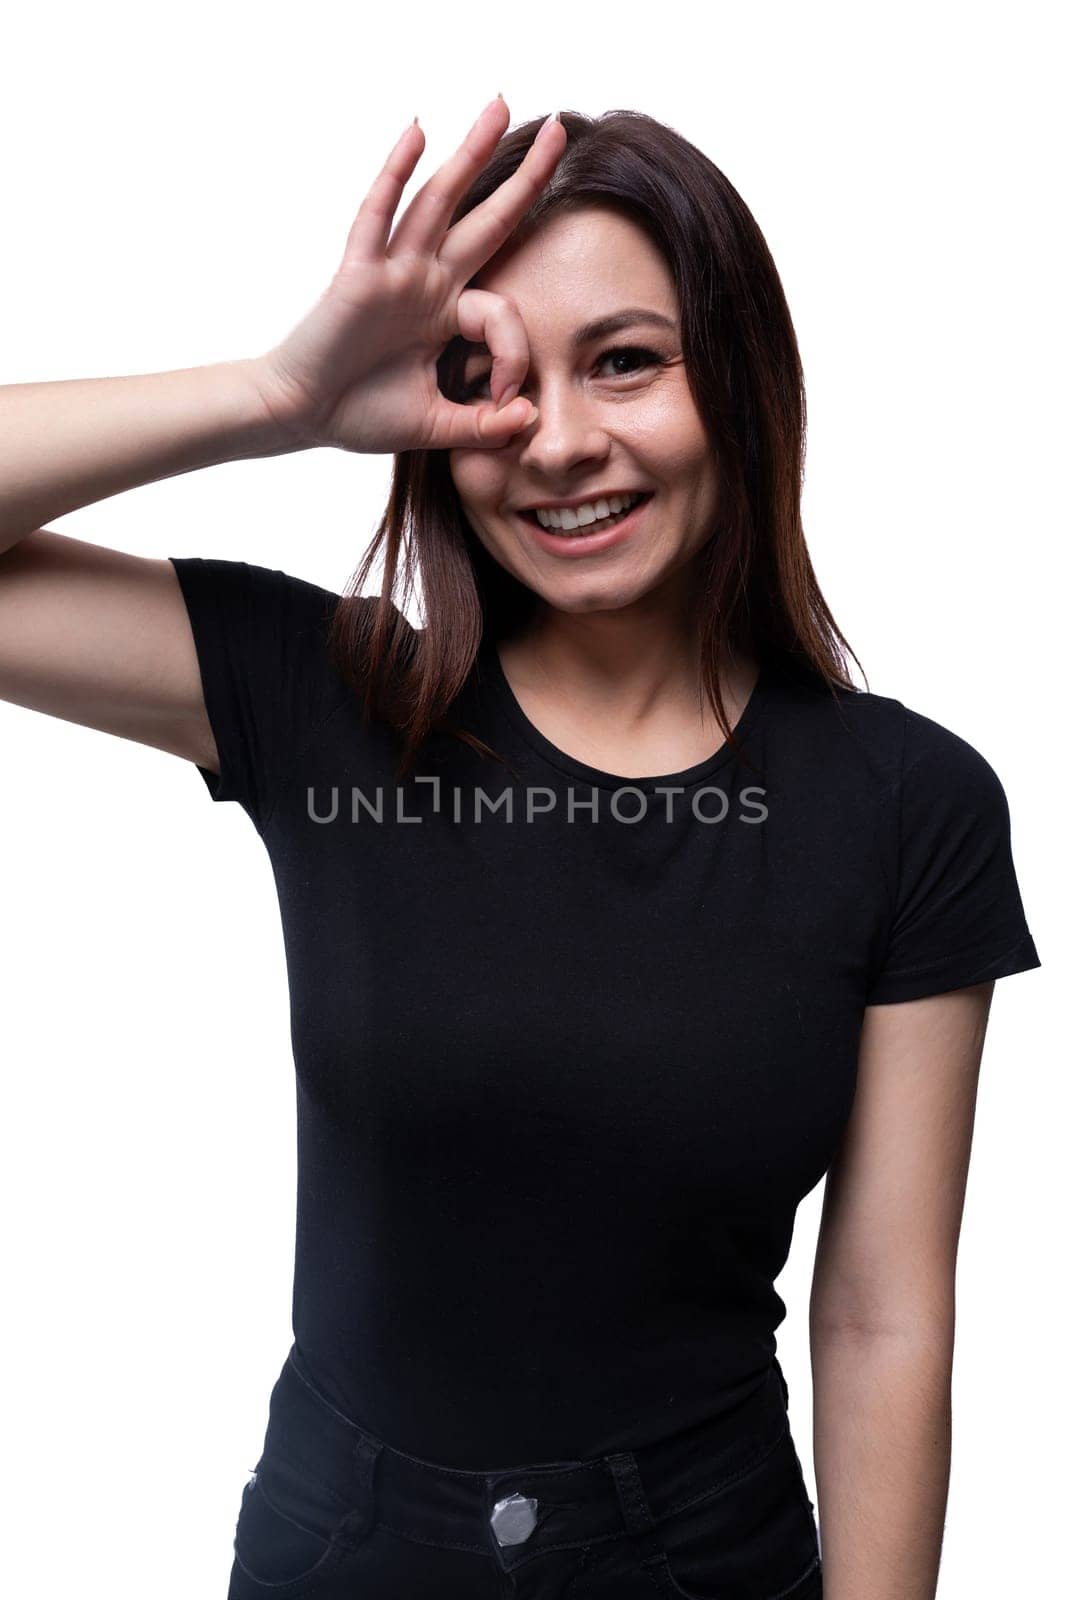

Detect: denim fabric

[227,1345,822,1599]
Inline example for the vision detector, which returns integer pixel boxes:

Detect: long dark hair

[326,107,866,781]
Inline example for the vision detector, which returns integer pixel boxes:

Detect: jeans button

[490,1492,539,1546]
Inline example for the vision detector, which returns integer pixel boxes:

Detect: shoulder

[766,670,1004,795]
[839,687,1006,800]
[168,554,339,619]
[171,553,340,608]
[168,554,413,641]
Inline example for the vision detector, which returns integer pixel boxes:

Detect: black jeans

[228,1344,823,1598]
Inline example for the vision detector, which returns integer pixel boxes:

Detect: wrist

[239,354,322,457]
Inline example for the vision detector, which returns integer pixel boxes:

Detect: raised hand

[249,98,565,454]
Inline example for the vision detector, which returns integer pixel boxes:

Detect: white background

[1,2,1060,1595]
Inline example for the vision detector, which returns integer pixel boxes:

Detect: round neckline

[480,639,774,792]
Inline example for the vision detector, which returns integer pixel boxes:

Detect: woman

[0,97,1040,1599]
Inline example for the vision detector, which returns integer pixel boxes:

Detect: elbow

[809,1271,957,1347]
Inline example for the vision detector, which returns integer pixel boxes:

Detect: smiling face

[448,206,720,628]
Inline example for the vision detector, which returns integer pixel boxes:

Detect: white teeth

[534,492,642,530]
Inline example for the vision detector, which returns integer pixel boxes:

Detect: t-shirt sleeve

[167,556,346,833]
[865,706,1041,1004]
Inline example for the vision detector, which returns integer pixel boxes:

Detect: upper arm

[809,982,995,1338]
[0,528,218,772]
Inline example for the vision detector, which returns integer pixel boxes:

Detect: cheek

[449,457,521,557]
[448,450,506,504]
[449,483,509,562]
[655,434,719,513]
[641,421,714,482]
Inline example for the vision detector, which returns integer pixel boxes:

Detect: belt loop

[604,1452,676,1597]
[604,1452,654,1539]
[353,1431,382,1490]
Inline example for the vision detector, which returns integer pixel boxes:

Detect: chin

[534,580,654,615]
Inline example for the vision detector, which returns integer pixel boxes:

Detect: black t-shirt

[168,555,1041,1468]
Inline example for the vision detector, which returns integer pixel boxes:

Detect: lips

[518,492,654,526]
[524,490,654,556]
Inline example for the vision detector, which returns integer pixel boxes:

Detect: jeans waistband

[258,1344,793,1572]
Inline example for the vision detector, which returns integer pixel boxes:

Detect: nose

[515,377,611,475]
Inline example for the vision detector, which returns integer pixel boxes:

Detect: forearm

[0,358,299,554]
[811,1326,952,1600]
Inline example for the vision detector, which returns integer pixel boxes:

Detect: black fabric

[168,555,1041,1469]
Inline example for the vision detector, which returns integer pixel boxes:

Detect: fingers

[426,394,539,453]
[386,97,515,260]
[437,113,565,281]
[453,288,530,410]
[342,119,428,263]
[425,284,536,449]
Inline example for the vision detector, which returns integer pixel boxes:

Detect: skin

[448,205,758,777]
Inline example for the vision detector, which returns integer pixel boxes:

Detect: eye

[456,344,665,403]
[598,344,663,378]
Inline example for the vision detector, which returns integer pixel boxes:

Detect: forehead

[479,206,671,284]
[464,207,677,350]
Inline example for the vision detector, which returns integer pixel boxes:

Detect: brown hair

[326,107,866,782]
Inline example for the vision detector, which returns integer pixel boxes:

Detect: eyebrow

[459,308,677,358]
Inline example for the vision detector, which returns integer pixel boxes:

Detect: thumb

[427,395,539,450]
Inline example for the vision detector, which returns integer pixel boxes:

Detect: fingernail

[497,381,519,410]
